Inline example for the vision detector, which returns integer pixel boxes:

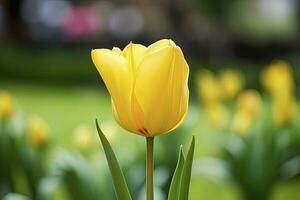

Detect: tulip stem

[146,136,154,200]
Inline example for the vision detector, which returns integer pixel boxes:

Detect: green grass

[1,81,112,147]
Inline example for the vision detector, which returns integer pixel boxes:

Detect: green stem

[146,137,154,200]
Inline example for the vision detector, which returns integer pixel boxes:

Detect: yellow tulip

[27,115,48,147]
[204,103,228,129]
[196,70,222,105]
[219,70,243,101]
[231,90,262,135]
[236,90,262,119]
[231,111,254,135]
[91,39,189,136]
[273,97,298,127]
[261,60,294,100]
[0,91,14,121]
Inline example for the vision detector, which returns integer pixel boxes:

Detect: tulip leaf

[168,146,185,200]
[179,136,195,200]
[95,119,132,200]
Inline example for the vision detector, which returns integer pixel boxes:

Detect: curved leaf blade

[95,119,132,200]
[168,146,185,200]
[179,136,195,200]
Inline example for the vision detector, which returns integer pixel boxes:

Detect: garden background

[1,0,300,199]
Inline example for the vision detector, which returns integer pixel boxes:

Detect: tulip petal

[147,39,175,53]
[91,49,137,132]
[134,45,189,135]
[123,43,147,72]
[122,43,149,135]
[112,47,122,55]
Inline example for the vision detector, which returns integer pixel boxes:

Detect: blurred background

[1,0,300,199]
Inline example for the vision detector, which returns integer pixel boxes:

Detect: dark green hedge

[0,47,98,83]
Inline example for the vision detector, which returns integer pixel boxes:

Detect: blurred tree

[3,0,23,40]
[192,0,240,21]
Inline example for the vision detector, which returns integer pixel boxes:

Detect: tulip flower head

[196,70,222,106]
[27,115,49,147]
[232,90,262,135]
[273,97,298,127]
[260,60,297,128]
[0,91,14,121]
[204,103,228,129]
[261,60,295,100]
[232,111,254,135]
[219,70,243,101]
[236,90,262,119]
[92,39,189,136]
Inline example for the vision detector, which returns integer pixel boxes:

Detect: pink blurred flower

[61,6,100,38]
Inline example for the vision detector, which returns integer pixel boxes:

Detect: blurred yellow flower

[196,70,222,105]
[232,90,262,135]
[231,111,253,135]
[205,103,228,129]
[92,39,189,136]
[73,124,94,151]
[273,97,298,127]
[27,115,48,147]
[236,90,262,119]
[219,70,243,101]
[0,91,14,121]
[261,60,294,100]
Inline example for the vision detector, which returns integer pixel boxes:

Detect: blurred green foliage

[0,82,194,199]
[0,48,97,83]
[1,82,300,199]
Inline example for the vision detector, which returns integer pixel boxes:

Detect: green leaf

[95,119,132,200]
[168,145,185,200]
[179,136,195,200]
